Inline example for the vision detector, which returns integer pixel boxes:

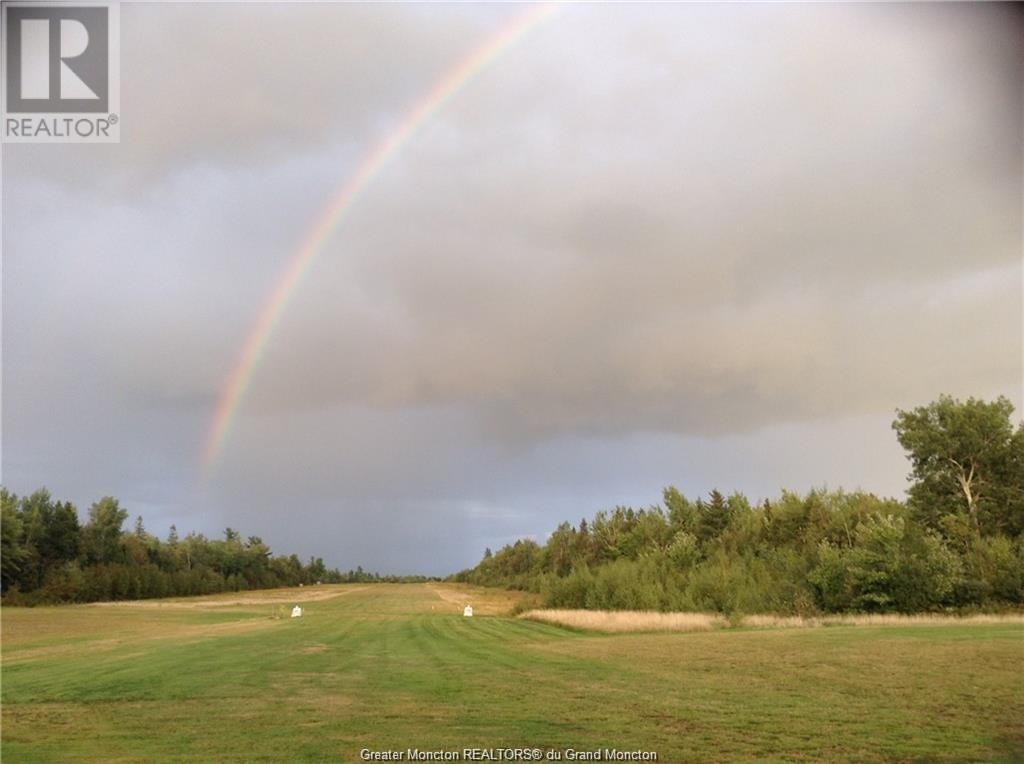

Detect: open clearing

[2,584,1022,762]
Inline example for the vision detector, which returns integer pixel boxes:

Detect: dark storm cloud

[3,3,1021,572]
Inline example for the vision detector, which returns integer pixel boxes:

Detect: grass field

[2,584,1023,762]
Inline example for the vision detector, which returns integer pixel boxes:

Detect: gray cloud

[3,2,1021,572]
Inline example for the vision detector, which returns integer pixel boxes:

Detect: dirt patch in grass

[4,701,87,729]
[427,583,538,616]
[2,614,283,665]
[88,584,367,609]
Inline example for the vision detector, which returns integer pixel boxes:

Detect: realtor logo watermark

[2,1,119,142]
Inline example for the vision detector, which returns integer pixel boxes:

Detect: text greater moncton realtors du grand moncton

[359,748,660,761]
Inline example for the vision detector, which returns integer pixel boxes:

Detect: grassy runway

[2,584,1022,762]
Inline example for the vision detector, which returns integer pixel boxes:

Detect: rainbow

[202,3,559,476]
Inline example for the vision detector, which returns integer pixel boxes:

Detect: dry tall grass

[811,613,1024,627]
[741,613,1024,629]
[521,609,1024,633]
[521,609,726,632]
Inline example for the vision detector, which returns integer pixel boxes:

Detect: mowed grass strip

[2,584,1022,762]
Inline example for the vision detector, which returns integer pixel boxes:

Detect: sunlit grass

[3,584,1022,762]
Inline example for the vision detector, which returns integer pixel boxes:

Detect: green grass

[2,584,1023,762]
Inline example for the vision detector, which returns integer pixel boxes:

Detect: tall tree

[663,486,697,535]
[50,501,82,561]
[697,490,733,543]
[1,489,26,591]
[82,497,128,564]
[19,489,80,588]
[893,395,1024,535]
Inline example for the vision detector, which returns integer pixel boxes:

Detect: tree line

[453,395,1024,614]
[1,492,435,605]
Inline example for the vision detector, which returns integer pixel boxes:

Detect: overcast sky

[3,3,1022,575]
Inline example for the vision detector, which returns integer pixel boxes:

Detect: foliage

[0,489,436,605]
[893,395,1024,535]
[455,395,1023,614]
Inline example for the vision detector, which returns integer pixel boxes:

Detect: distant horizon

[8,391,1021,578]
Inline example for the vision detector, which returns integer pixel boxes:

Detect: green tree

[19,489,79,589]
[893,395,1024,535]
[50,501,82,561]
[1,489,26,591]
[666,531,700,568]
[696,490,733,543]
[544,522,576,576]
[82,497,128,564]
[663,486,697,535]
